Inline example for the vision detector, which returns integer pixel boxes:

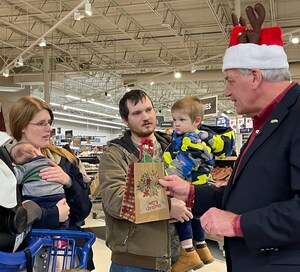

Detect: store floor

[83,202,226,272]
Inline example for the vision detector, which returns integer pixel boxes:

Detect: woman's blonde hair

[42,145,78,166]
[9,96,78,165]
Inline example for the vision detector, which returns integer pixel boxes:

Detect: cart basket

[0,229,96,272]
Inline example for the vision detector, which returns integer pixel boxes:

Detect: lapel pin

[270,119,279,124]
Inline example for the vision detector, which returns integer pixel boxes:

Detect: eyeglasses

[28,119,54,127]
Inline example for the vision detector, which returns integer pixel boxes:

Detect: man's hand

[159,175,190,202]
[169,198,193,223]
[200,207,238,237]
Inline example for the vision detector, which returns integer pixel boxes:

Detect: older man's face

[224,69,261,117]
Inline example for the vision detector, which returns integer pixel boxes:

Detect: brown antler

[245,4,265,43]
[231,13,247,27]
[232,3,265,44]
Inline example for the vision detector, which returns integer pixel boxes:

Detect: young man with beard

[99,89,193,272]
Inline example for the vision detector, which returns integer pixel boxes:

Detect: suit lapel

[223,84,300,203]
[234,105,288,180]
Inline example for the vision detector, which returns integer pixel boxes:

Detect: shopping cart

[0,229,96,272]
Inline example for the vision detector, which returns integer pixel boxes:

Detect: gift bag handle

[138,138,154,162]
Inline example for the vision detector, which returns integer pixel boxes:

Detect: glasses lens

[39,120,53,126]
[38,121,47,127]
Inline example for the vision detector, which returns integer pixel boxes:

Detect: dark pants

[175,218,205,242]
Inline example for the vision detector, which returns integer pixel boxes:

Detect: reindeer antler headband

[222,3,288,72]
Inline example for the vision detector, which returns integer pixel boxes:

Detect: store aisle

[83,205,226,272]
[83,214,111,271]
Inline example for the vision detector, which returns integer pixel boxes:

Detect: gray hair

[238,68,291,82]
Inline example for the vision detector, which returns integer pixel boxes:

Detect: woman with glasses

[8,96,94,269]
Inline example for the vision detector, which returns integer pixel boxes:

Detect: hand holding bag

[120,138,170,224]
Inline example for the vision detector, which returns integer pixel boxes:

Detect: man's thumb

[159,178,169,187]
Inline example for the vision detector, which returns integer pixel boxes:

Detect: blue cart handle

[31,229,96,266]
[0,237,52,266]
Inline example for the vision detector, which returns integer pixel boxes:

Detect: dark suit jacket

[193,82,300,272]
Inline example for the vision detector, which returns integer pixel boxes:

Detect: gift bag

[120,139,170,224]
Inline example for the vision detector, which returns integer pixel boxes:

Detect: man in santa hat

[159,3,300,272]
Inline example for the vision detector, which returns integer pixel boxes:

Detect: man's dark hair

[119,89,154,120]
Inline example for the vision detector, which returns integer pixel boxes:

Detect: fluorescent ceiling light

[191,66,197,73]
[74,10,84,21]
[0,86,26,92]
[54,111,125,127]
[65,94,81,100]
[150,81,155,86]
[50,102,120,118]
[50,102,61,107]
[291,37,300,44]
[18,56,24,66]
[63,105,119,119]
[174,71,181,79]
[2,68,9,77]
[220,113,229,118]
[39,37,47,47]
[55,117,121,130]
[87,100,118,110]
[85,1,92,16]
[14,57,24,68]
[65,95,118,110]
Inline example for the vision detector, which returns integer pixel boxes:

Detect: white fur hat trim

[222,43,289,72]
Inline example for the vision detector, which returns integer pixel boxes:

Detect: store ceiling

[1,0,300,125]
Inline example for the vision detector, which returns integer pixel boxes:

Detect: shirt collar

[252,81,295,131]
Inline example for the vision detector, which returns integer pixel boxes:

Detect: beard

[137,129,153,138]
[129,121,155,138]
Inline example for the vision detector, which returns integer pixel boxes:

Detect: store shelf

[80,156,100,164]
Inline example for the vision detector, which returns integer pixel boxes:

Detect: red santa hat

[222,26,289,72]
